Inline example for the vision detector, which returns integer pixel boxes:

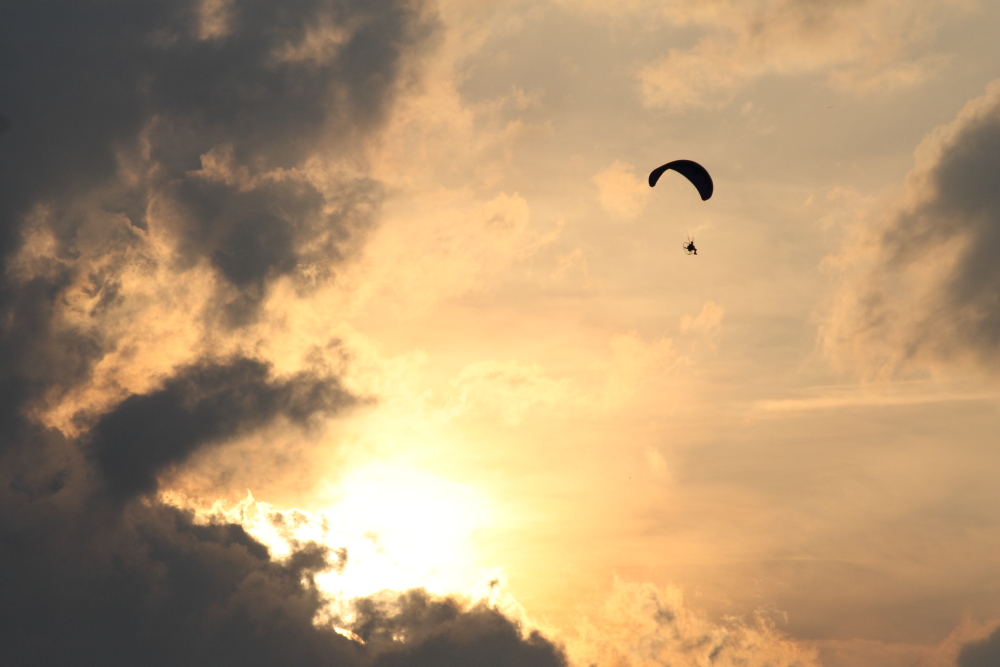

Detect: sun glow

[195,463,502,619]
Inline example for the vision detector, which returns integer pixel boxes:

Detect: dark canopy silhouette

[648,160,713,200]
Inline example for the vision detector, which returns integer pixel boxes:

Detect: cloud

[680,301,725,334]
[352,591,566,667]
[593,161,650,220]
[566,579,821,667]
[0,496,351,666]
[0,0,430,332]
[958,625,1000,667]
[0,0,433,476]
[558,0,963,110]
[88,357,356,501]
[811,616,1000,667]
[344,190,560,315]
[0,2,571,665]
[450,360,577,426]
[0,0,427,444]
[0,486,568,667]
[603,332,677,409]
[822,79,1000,377]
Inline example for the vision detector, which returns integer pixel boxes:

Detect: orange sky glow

[5,2,1000,667]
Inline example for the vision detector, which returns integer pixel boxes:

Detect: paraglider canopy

[648,160,713,201]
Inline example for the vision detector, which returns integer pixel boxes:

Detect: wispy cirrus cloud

[560,0,966,110]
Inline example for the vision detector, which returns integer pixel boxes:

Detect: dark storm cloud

[89,357,356,500]
[0,435,569,667]
[170,169,383,325]
[0,349,568,666]
[0,498,347,666]
[0,0,430,434]
[826,81,1000,374]
[958,626,1000,667]
[0,0,427,314]
[1,482,566,667]
[355,591,567,667]
[0,1,569,665]
[0,270,110,455]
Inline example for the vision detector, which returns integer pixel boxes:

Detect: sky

[3,1,1000,666]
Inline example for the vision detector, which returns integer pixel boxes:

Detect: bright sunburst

[190,462,502,623]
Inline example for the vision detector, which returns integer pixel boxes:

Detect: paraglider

[648,159,713,200]
[649,159,712,254]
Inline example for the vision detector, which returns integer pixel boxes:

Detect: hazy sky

[4,1,1000,666]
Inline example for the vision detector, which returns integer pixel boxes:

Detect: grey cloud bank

[825,80,1000,377]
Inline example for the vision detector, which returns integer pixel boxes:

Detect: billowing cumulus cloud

[823,79,1000,377]
[0,1,570,665]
